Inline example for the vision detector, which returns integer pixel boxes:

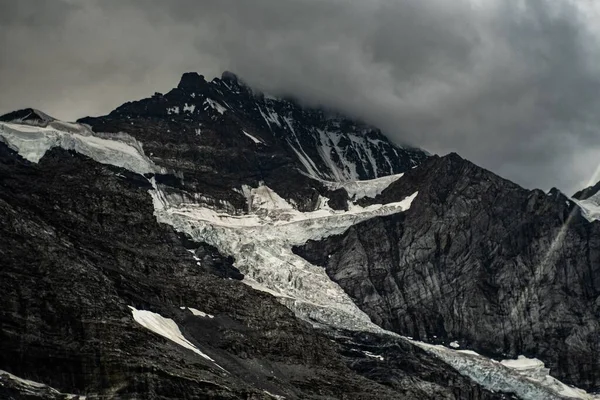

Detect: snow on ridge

[0,120,159,175]
[183,103,196,113]
[205,98,227,115]
[572,193,600,222]
[325,173,405,201]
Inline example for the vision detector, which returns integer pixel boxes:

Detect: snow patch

[242,130,264,145]
[205,98,227,115]
[363,351,384,361]
[450,341,460,348]
[411,340,599,400]
[0,369,84,398]
[167,106,180,115]
[183,103,196,113]
[573,193,600,222]
[325,173,404,201]
[180,306,214,318]
[500,356,596,399]
[128,306,221,368]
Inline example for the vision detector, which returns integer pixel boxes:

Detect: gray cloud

[1,0,600,194]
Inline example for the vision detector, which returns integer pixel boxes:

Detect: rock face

[295,153,600,391]
[79,71,428,212]
[0,141,504,397]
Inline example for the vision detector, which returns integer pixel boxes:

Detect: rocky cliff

[295,153,600,391]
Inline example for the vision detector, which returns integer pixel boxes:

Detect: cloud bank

[1,0,600,193]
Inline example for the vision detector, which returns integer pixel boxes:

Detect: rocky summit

[0,72,598,400]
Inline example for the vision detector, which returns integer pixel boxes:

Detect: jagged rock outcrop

[295,153,600,391]
[0,143,507,399]
[573,180,600,200]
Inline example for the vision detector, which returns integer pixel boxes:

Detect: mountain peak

[177,72,207,91]
[221,70,241,84]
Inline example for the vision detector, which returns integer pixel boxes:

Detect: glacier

[2,117,597,400]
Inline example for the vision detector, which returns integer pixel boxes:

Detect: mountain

[295,154,600,391]
[0,72,598,399]
[79,71,428,212]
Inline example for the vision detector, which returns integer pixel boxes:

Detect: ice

[152,181,417,332]
[573,193,600,222]
[183,103,196,113]
[242,130,264,144]
[500,356,596,399]
[0,369,84,398]
[325,173,404,201]
[409,341,600,400]
[180,306,214,318]
[205,98,227,115]
[128,306,223,369]
[0,121,159,175]
[363,351,384,361]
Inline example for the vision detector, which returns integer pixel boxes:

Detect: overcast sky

[1,0,600,194]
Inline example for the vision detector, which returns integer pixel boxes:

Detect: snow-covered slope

[573,192,600,222]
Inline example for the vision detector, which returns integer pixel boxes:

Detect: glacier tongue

[154,183,418,332]
[411,341,600,400]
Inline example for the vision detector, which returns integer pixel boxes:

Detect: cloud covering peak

[1,0,600,193]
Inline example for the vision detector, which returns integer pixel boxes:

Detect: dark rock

[177,72,207,91]
[296,153,600,391]
[0,144,505,399]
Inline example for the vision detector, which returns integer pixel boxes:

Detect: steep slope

[294,153,600,391]
[0,145,502,399]
[78,72,428,211]
[0,118,506,398]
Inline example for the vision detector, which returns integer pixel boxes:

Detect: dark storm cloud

[1,0,600,193]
